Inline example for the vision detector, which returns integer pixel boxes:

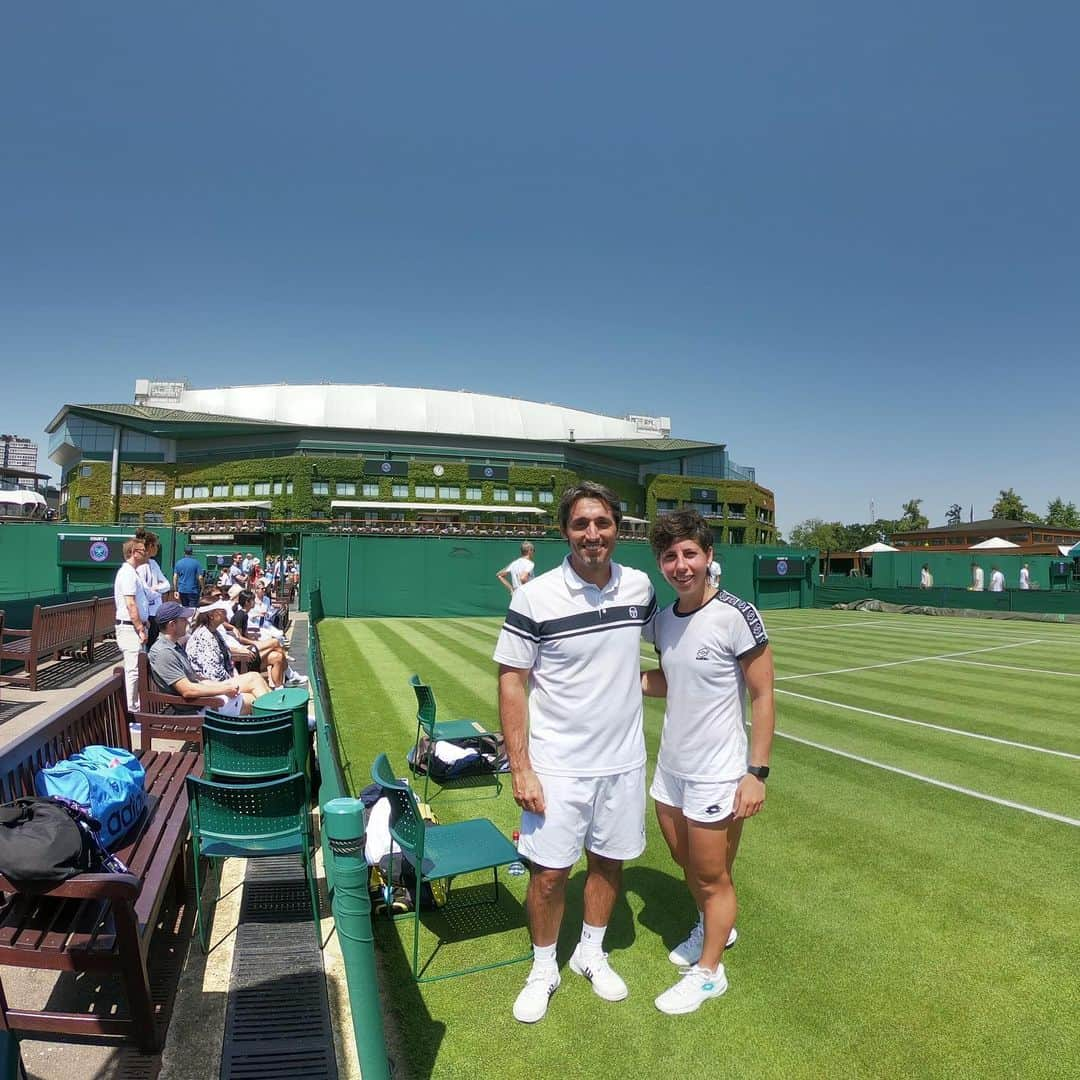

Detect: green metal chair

[370,753,529,982]
[409,674,500,802]
[186,773,320,951]
[202,718,298,783]
[205,706,311,782]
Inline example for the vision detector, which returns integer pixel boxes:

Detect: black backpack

[0,796,121,892]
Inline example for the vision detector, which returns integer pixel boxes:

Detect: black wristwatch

[747,765,770,780]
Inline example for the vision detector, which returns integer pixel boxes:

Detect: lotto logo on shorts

[704,805,721,815]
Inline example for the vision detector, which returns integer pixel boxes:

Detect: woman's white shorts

[650,763,740,823]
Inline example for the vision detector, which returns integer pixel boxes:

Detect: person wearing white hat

[186,601,273,698]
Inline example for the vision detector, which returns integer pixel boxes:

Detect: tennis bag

[34,746,147,850]
[407,733,509,780]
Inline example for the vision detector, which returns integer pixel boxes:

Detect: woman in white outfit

[642,510,775,1015]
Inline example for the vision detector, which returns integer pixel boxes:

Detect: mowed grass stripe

[786,664,1080,754]
[775,695,1080,821]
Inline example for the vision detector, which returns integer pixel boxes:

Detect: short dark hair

[558,481,623,532]
[649,510,714,560]
[237,590,255,607]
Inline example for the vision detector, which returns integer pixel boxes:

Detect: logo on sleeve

[695,647,711,660]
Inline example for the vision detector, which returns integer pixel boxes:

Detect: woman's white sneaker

[568,945,628,1001]
[512,965,561,1023]
[667,923,737,965]
[655,964,728,1015]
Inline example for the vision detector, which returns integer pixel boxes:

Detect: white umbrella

[968,537,1020,550]
[856,541,899,553]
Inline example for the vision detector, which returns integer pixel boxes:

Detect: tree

[788,518,841,551]
[1045,498,1080,528]
[990,488,1029,521]
[900,499,929,530]
[945,504,963,527]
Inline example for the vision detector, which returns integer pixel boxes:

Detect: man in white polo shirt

[494,482,655,1023]
[114,536,154,710]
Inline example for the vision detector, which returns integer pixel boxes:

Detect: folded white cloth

[364,798,392,865]
[433,740,481,766]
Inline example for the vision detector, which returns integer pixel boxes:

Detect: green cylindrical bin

[253,687,311,774]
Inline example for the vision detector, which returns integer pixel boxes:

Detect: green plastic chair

[370,753,529,982]
[202,718,298,783]
[186,773,320,951]
[409,674,500,802]
[205,707,310,782]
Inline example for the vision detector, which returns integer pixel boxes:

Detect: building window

[119,513,139,525]
[193,485,210,499]
[336,482,356,496]
[415,485,435,499]
[273,481,283,495]
[465,487,482,501]
[254,482,271,496]
[145,480,166,496]
[619,501,628,512]
[286,482,294,495]
[174,487,182,499]
[729,527,745,544]
[727,504,746,519]
[362,483,380,497]
[493,488,509,502]
[514,490,534,503]
[77,496,91,509]
[121,480,142,496]
[363,511,378,522]
[212,484,229,498]
[392,483,409,498]
[234,483,250,497]
[143,512,164,524]
[310,509,326,519]
[656,499,677,511]
[438,485,460,500]
[311,482,329,496]
[79,465,93,478]
[182,486,193,499]
[538,490,554,504]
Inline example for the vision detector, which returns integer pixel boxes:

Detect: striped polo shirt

[493,556,656,777]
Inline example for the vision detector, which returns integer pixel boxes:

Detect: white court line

[773,729,1080,827]
[764,620,1066,640]
[775,687,1080,760]
[935,657,1080,678]
[775,640,1041,681]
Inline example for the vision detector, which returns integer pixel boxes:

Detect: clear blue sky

[3,2,1078,534]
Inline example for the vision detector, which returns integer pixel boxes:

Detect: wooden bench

[88,596,116,662]
[0,600,96,691]
[135,652,225,751]
[0,672,200,1050]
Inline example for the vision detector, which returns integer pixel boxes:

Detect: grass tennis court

[319,608,1080,1080]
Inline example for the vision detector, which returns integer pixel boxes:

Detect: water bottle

[507,829,526,876]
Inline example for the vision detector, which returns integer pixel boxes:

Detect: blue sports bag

[35,746,147,850]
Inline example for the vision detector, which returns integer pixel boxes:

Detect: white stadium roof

[133,381,670,442]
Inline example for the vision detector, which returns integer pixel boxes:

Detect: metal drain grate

[220,854,337,1080]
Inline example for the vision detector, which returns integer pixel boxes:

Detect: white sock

[532,943,557,968]
[579,922,606,956]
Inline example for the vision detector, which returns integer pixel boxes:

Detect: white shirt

[137,558,170,615]
[650,591,768,782]
[920,568,933,587]
[493,557,656,777]
[501,556,535,592]
[972,567,985,590]
[114,562,151,623]
[989,570,1005,592]
[1019,567,1030,589]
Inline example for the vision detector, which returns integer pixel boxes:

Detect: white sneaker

[655,964,728,1015]
[513,964,561,1023]
[668,922,737,965]
[284,671,309,686]
[569,945,628,1002]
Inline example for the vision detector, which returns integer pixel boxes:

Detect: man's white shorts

[650,763,740,824]
[518,767,646,869]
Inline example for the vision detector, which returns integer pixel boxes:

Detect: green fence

[298,536,816,617]
[308,586,391,1079]
[867,551,1067,591]
[0,522,191,601]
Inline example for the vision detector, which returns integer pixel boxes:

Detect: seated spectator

[148,601,254,715]
[186,601,274,694]
[229,589,306,687]
[250,580,286,635]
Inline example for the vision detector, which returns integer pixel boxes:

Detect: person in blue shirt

[172,546,205,607]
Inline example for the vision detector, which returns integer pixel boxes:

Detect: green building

[46,381,776,543]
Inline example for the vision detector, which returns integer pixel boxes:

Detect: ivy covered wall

[645,474,777,544]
